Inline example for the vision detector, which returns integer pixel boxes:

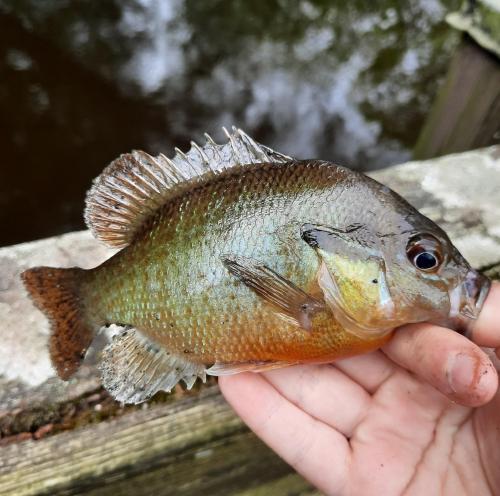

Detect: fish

[21,127,491,404]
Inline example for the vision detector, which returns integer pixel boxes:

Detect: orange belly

[147,306,393,365]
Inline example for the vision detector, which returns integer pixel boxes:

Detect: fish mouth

[448,270,491,334]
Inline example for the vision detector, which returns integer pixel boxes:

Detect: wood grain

[0,387,316,496]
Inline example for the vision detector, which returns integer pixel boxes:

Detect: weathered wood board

[0,387,320,496]
[414,37,500,159]
[1,146,499,495]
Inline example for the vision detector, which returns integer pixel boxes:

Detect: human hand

[220,282,500,495]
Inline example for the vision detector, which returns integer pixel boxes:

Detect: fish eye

[414,251,438,270]
[406,235,443,273]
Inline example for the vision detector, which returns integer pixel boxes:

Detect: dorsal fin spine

[191,141,210,165]
[159,154,186,180]
[174,147,188,161]
[174,147,198,176]
[223,127,243,162]
[240,132,268,160]
[204,133,216,145]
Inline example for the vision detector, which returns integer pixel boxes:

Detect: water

[0,0,460,246]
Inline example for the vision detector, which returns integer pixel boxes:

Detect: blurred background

[0,0,498,247]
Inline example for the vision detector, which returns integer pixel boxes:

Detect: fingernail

[447,353,476,395]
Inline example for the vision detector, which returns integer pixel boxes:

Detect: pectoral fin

[222,254,325,331]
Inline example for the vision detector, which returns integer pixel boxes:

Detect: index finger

[469,281,500,348]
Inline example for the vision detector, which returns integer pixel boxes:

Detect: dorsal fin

[85,127,292,248]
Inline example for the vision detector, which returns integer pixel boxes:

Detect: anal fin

[99,328,206,404]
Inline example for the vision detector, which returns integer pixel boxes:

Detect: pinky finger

[219,373,350,495]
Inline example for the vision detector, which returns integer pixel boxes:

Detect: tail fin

[21,266,94,380]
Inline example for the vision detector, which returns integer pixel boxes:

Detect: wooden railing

[1,146,499,495]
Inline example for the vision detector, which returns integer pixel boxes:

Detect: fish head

[418,235,491,334]
[301,218,490,338]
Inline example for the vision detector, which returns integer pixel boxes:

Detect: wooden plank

[414,37,500,159]
[0,387,315,496]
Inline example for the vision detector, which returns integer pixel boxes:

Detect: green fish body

[22,129,490,403]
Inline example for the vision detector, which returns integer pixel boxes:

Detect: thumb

[468,281,500,353]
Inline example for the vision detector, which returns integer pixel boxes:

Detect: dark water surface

[0,0,460,246]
